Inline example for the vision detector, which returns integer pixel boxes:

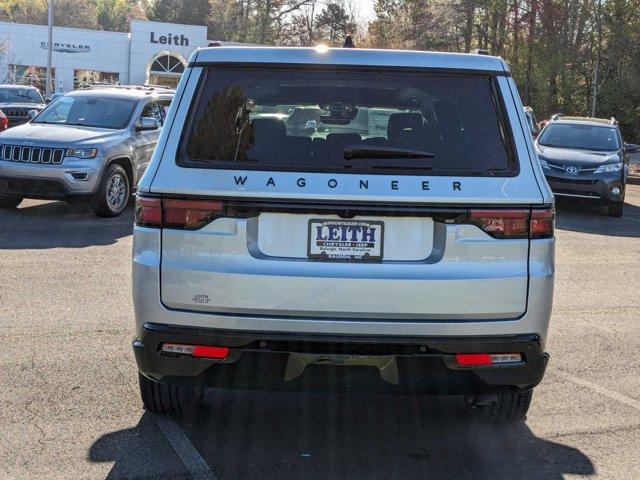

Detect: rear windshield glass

[538,123,620,152]
[180,67,516,176]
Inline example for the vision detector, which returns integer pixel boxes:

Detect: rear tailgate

[159,200,531,320]
[147,59,545,322]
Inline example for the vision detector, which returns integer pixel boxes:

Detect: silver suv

[132,47,555,423]
[0,86,174,216]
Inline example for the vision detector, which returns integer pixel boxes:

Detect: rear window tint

[179,67,517,176]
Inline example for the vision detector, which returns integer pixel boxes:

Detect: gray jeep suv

[0,86,174,216]
[0,85,46,127]
[132,47,555,423]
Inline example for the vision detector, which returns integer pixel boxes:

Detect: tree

[315,2,356,45]
[53,0,99,29]
[96,0,146,32]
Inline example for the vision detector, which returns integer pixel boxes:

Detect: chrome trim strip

[553,192,599,199]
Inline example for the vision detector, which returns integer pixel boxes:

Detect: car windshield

[33,95,137,129]
[0,88,43,104]
[538,123,620,151]
[181,67,516,176]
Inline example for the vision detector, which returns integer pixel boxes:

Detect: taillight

[469,209,529,239]
[135,196,162,227]
[468,207,554,239]
[163,198,225,230]
[530,208,555,239]
[134,195,225,230]
[0,113,7,130]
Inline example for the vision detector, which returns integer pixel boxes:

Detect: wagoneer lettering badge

[232,175,461,192]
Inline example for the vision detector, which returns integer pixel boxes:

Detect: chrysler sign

[40,41,92,53]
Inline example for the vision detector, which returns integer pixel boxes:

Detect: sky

[351,0,377,23]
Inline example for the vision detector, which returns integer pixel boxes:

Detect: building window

[74,70,120,90]
[147,52,186,88]
[8,65,55,94]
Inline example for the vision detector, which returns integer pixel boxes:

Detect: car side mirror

[27,109,39,121]
[136,117,160,132]
[625,143,639,153]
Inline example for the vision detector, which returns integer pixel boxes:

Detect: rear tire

[0,194,23,209]
[607,201,624,217]
[138,372,203,415]
[91,164,130,217]
[465,389,533,423]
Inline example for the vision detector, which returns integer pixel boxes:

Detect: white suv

[132,46,555,422]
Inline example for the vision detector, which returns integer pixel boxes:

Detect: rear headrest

[251,118,287,139]
[387,113,425,140]
[325,133,362,145]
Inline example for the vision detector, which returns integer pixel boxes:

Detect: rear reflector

[161,343,229,359]
[456,353,523,367]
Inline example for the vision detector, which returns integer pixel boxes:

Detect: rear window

[179,67,517,176]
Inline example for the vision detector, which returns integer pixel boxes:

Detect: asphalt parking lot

[1,186,639,479]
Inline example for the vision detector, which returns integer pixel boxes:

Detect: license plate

[307,219,384,262]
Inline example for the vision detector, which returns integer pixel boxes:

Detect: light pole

[45,0,53,98]
[590,0,602,117]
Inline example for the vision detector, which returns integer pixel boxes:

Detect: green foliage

[2,0,638,140]
[315,3,356,45]
[368,0,640,142]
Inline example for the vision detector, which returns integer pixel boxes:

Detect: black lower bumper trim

[545,174,624,204]
[0,176,92,201]
[134,323,549,394]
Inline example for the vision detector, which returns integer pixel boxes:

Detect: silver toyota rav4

[0,85,174,216]
[132,47,555,423]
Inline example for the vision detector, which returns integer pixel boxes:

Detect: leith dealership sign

[40,41,92,53]
[150,32,189,46]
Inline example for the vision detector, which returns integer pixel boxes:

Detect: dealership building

[0,20,215,92]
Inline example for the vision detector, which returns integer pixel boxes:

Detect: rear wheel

[138,372,203,415]
[464,389,533,423]
[607,201,624,217]
[0,194,23,209]
[91,164,130,217]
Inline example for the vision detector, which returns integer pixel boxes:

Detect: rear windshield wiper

[344,145,436,160]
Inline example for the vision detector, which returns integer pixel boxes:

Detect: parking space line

[151,413,217,480]
[555,370,640,411]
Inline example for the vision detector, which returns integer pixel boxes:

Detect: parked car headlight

[538,158,550,169]
[66,148,98,159]
[594,162,622,174]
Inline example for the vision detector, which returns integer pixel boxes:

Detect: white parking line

[151,413,217,480]
[555,370,640,411]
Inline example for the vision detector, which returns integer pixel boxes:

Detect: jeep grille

[0,144,65,164]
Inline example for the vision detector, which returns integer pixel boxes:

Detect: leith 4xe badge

[308,219,384,262]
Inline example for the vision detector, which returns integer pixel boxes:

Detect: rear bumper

[545,172,624,204]
[134,323,548,393]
